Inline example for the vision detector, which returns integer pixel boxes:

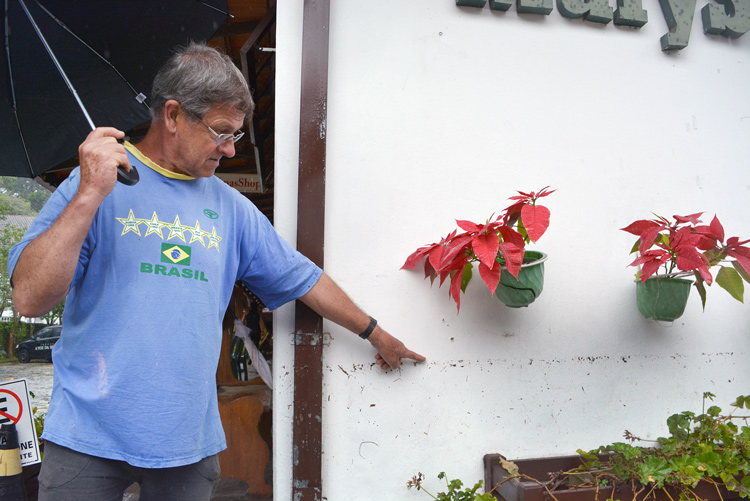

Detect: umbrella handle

[115,138,139,186]
[117,165,140,186]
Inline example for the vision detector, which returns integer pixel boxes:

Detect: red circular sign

[0,389,23,424]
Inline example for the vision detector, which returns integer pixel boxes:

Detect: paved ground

[0,360,54,415]
[0,361,271,500]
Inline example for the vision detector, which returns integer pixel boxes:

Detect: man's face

[173,103,246,178]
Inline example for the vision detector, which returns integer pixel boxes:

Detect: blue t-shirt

[7,143,322,468]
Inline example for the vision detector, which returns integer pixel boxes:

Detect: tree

[42,300,65,325]
[0,177,58,357]
[0,192,34,216]
[0,224,26,357]
[0,177,51,214]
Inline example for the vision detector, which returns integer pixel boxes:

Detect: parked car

[15,325,62,363]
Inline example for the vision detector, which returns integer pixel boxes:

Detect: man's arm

[12,128,130,318]
[299,272,425,371]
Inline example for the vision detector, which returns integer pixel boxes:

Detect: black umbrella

[2,0,230,184]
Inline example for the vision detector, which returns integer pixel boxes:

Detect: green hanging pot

[635,277,692,321]
[494,251,548,308]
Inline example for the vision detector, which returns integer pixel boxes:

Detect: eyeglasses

[184,110,244,146]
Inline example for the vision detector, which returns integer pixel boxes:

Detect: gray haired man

[9,43,424,500]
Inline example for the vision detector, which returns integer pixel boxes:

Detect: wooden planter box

[484,454,741,501]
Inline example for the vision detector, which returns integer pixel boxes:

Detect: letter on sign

[614,0,649,26]
[456,0,487,6]
[658,0,698,50]
[557,0,614,23]
[518,0,554,14]
[456,0,516,10]
[702,0,750,38]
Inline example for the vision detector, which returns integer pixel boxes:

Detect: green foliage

[28,390,46,458]
[0,177,51,213]
[33,409,46,442]
[0,321,45,354]
[0,193,34,216]
[572,393,750,499]
[41,300,65,326]
[407,472,495,500]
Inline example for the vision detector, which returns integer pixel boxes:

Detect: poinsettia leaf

[498,226,526,248]
[727,249,750,282]
[428,245,446,274]
[439,234,474,270]
[521,204,550,243]
[438,269,451,287]
[621,219,661,237]
[639,227,663,254]
[456,219,480,233]
[694,277,707,311]
[655,233,670,247]
[709,215,725,242]
[716,266,744,303]
[732,260,750,284]
[439,256,467,286]
[694,234,718,251]
[472,232,501,268]
[402,244,436,270]
[535,186,556,198]
[450,265,468,313]
[511,190,534,200]
[502,201,525,224]
[499,242,524,279]
[676,246,712,284]
[629,238,641,255]
[673,212,703,225]
[699,266,714,285]
[728,244,750,259]
[630,250,669,275]
[424,259,436,281]
[461,262,473,293]
[640,256,669,282]
[485,219,504,232]
[671,226,694,249]
[478,261,502,295]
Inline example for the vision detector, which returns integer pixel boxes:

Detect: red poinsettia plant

[401,187,554,312]
[621,212,750,308]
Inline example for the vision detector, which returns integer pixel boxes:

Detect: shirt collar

[124,141,196,180]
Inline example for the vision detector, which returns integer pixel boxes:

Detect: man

[9,43,424,501]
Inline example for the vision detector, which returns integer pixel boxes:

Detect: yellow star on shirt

[189,221,209,247]
[207,227,222,252]
[116,210,142,236]
[144,212,165,238]
[165,215,190,242]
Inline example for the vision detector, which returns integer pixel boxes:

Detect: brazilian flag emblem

[162,243,191,266]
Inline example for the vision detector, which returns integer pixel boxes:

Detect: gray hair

[150,42,254,120]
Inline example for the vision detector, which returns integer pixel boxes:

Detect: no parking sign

[0,379,41,466]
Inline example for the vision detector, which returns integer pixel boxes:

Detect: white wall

[276,0,750,499]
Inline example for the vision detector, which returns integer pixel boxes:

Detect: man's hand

[368,327,426,371]
[11,128,130,318]
[299,273,425,371]
[78,127,131,202]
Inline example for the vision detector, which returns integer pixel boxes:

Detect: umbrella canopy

[1,0,229,179]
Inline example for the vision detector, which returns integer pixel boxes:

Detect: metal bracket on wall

[290,332,331,346]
